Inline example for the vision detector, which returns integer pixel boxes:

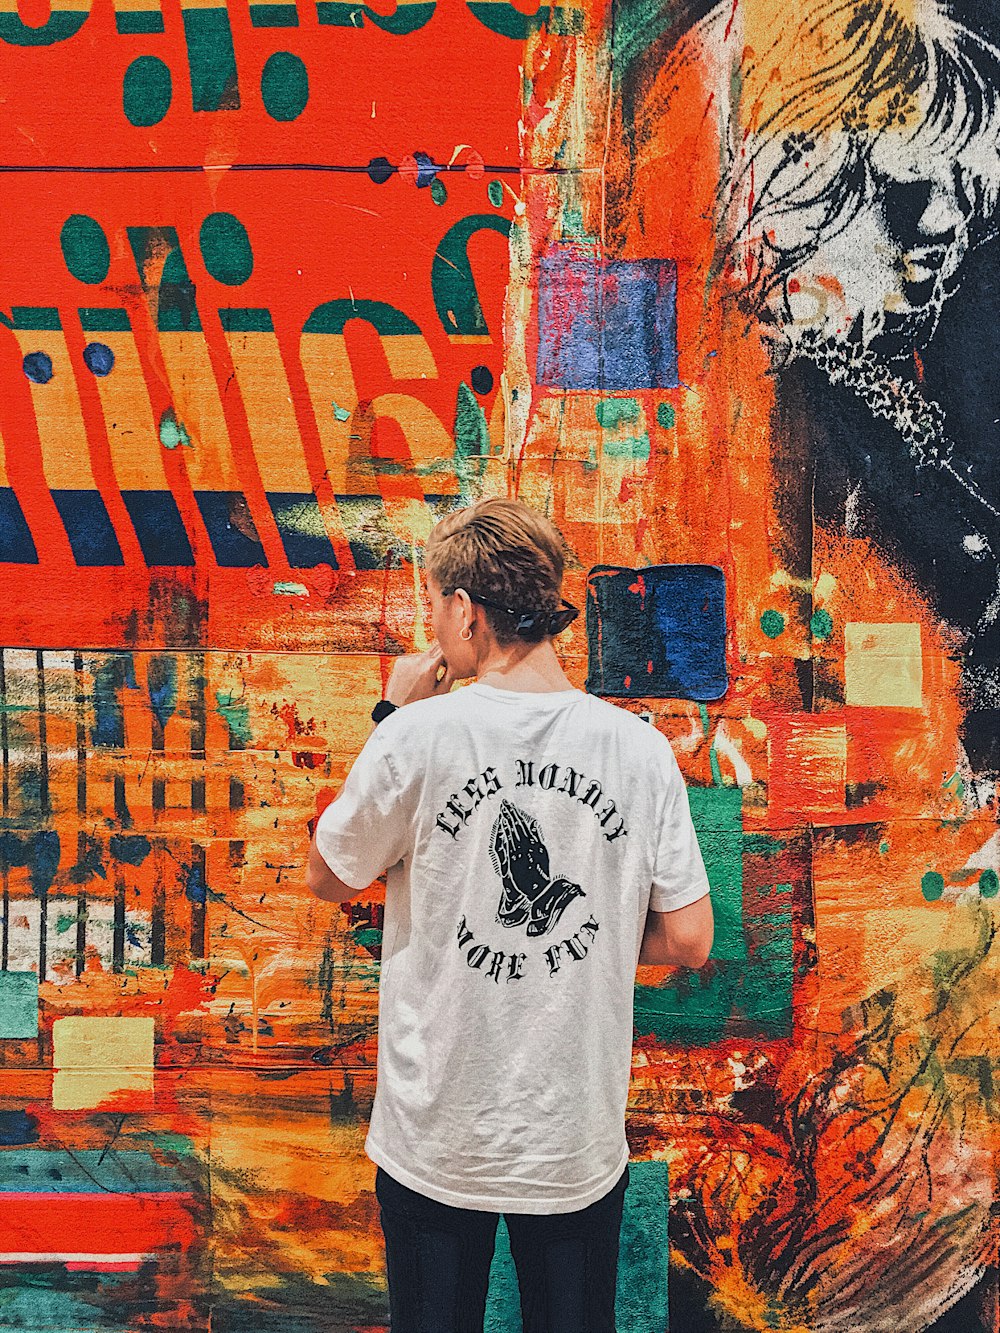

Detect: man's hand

[385,644,460,707]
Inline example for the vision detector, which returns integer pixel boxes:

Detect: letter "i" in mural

[80,308,196,566]
[62,212,196,566]
[127,223,266,567]
[10,306,125,566]
[115,0,240,125]
[219,307,337,568]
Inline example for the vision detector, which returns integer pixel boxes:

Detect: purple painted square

[536,247,678,390]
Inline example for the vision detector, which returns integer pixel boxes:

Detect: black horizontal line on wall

[0,162,567,174]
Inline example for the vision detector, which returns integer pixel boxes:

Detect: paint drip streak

[0,649,9,818]
[151,844,166,967]
[152,677,166,816]
[114,774,129,826]
[35,652,50,819]
[190,843,207,959]
[190,658,207,816]
[228,721,245,938]
[113,871,125,974]
[74,652,87,977]
[35,656,50,981]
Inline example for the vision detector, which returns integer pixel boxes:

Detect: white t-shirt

[315,681,710,1214]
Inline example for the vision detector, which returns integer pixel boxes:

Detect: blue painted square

[537,247,678,391]
[0,970,39,1039]
[585,564,728,701]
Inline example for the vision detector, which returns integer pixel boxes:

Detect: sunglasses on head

[446,590,580,637]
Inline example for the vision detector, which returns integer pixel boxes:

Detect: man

[307,497,713,1332]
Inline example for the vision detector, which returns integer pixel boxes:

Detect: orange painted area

[1,0,998,1328]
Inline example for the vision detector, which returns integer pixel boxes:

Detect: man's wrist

[371,700,399,724]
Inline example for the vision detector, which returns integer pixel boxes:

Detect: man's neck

[475,643,575,694]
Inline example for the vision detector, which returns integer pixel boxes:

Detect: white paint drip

[846,479,863,536]
[963,832,1000,874]
[712,720,754,786]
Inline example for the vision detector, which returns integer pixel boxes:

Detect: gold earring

[459,626,473,641]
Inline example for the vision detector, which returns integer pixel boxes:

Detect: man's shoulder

[374,688,474,738]
[582,693,670,741]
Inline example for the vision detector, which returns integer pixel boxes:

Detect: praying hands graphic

[489,800,585,938]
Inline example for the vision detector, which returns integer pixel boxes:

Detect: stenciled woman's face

[777,137,983,357]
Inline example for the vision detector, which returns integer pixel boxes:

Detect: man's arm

[638,893,714,968]
[306,644,459,903]
[306,830,365,903]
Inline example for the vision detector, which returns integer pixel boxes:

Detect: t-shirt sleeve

[649,741,712,912]
[314,728,410,890]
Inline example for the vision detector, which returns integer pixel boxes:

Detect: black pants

[375,1163,629,1333]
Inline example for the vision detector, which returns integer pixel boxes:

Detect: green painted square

[0,971,38,1039]
[636,787,795,1043]
[688,786,745,962]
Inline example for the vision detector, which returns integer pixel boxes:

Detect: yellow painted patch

[52,1016,155,1110]
[845,622,923,708]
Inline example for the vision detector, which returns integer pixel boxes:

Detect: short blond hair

[424,499,567,645]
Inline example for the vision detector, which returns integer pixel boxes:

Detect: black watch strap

[371,700,399,724]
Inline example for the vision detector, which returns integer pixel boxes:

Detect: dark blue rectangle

[50,490,124,566]
[585,564,728,700]
[115,10,164,31]
[194,491,266,567]
[267,493,338,568]
[121,491,195,566]
[249,2,298,24]
[0,488,38,563]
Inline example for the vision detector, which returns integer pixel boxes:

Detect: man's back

[315,681,710,1214]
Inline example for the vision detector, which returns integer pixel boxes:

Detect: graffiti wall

[1,0,997,1328]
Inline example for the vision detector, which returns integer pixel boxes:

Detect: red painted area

[0,6,519,642]
[0,1193,197,1258]
[0,8,521,170]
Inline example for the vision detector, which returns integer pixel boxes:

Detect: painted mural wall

[0,0,997,1329]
